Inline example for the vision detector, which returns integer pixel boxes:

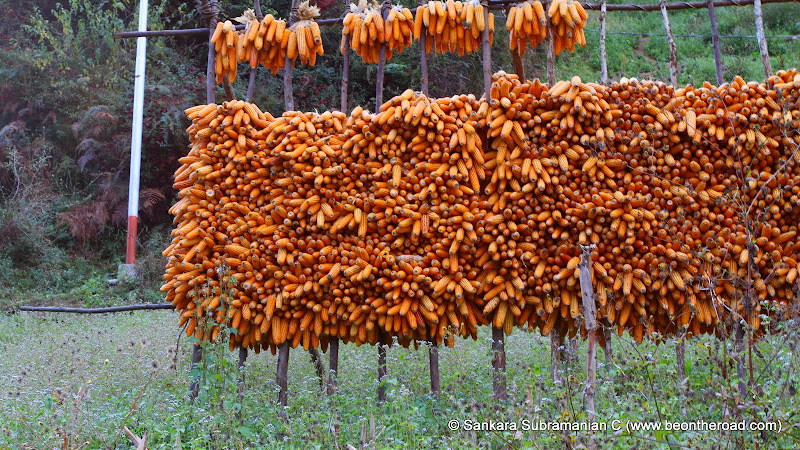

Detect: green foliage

[0,313,799,448]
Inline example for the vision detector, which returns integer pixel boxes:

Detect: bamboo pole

[578,244,598,425]
[551,327,563,383]
[246,0,264,102]
[659,0,679,86]
[599,0,607,84]
[753,0,773,78]
[707,0,724,84]
[237,346,248,409]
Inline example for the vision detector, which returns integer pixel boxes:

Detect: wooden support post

[480,0,492,98]
[551,327,563,383]
[753,0,773,78]
[676,335,687,416]
[284,0,299,111]
[276,341,290,409]
[203,2,218,104]
[507,7,525,80]
[246,0,263,102]
[340,35,350,112]
[189,342,202,402]
[375,0,391,110]
[735,321,747,398]
[659,0,678,87]
[309,348,326,391]
[599,0,607,84]
[491,326,507,400]
[578,244,597,425]
[603,326,613,363]
[429,344,441,398]
[419,0,429,96]
[377,335,388,403]
[237,346,247,415]
[545,3,556,86]
[707,0,724,84]
[327,338,339,395]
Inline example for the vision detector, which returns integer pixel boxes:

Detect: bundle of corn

[236,10,291,74]
[414,0,495,56]
[342,0,415,64]
[288,0,324,67]
[506,0,547,55]
[547,0,586,55]
[211,20,240,84]
[165,70,800,352]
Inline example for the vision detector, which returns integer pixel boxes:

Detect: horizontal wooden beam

[114,0,797,39]
[19,304,174,313]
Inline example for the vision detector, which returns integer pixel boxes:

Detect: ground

[1,310,798,448]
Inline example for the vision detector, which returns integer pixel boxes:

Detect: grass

[1,310,798,448]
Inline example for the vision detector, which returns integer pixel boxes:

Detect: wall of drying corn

[162,70,800,353]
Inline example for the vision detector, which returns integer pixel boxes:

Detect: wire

[584,28,800,40]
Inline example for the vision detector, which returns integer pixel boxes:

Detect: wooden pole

[189,342,202,401]
[599,0,608,84]
[417,9,437,397]
[429,344,441,398]
[327,338,339,395]
[284,0,300,111]
[481,0,492,98]
[578,244,597,425]
[340,35,350,112]
[752,0,773,78]
[237,346,248,412]
[377,335,388,403]
[659,0,678,86]
[507,8,525,80]
[203,1,218,104]
[340,0,351,112]
[551,327,563,383]
[480,0,505,401]
[419,0,429,96]
[707,0,724,84]
[491,326,507,400]
[676,335,687,416]
[276,341,290,409]
[190,0,219,403]
[375,0,391,110]
[246,0,263,102]
[545,5,556,86]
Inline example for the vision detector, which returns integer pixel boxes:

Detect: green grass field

[1,310,798,448]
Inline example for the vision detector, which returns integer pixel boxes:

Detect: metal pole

[124,0,149,271]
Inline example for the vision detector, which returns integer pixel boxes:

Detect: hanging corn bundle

[547,0,586,55]
[287,0,325,67]
[342,0,416,64]
[211,20,240,84]
[414,0,494,56]
[506,0,547,55]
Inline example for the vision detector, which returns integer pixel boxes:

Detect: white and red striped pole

[124,0,149,269]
